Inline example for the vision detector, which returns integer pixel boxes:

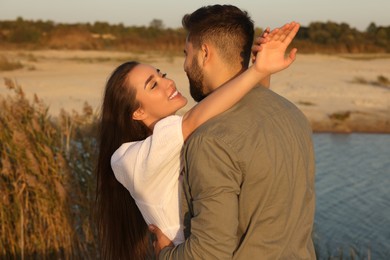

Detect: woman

[96,22,300,259]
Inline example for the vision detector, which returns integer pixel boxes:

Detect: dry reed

[0,79,98,258]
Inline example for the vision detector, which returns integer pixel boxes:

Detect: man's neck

[209,67,246,92]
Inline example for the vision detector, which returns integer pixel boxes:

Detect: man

[151,5,316,259]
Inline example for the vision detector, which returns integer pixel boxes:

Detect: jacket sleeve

[160,134,243,259]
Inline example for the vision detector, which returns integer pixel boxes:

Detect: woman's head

[101,61,149,142]
[129,63,187,129]
[103,62,187,132]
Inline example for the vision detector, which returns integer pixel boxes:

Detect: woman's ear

[132,107,147,121]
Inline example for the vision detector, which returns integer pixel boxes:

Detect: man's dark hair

[182,5,255,69]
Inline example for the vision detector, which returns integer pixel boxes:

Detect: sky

[1,0,389,31]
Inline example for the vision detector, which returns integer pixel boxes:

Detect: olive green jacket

[160,87,316,259]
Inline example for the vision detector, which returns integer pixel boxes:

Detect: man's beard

[187,58,206,102]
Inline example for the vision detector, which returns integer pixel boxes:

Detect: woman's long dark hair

[96,61,152,259]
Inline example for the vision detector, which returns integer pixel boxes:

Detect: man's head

[182,5,255,101]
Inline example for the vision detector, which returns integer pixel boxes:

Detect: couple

[96,4,316,260]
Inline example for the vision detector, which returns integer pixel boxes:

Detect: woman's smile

[169,90,181,100]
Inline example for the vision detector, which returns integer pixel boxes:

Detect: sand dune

[1,50,389,132]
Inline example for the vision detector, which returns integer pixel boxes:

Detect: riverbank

[0,50,389,133]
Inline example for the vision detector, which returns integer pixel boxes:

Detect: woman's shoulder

[155,115,182,129]
[111,114,184,177]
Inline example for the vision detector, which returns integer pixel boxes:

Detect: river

[313,133,390,259]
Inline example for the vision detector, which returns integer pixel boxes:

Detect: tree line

[0,17,389,53]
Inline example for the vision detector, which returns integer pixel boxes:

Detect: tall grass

[0,79,98,258]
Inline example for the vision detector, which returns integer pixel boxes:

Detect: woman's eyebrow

[144,69,160,89]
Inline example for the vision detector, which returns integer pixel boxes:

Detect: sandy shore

[1,50,389,132]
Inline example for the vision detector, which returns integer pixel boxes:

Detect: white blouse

[111,115,184,245]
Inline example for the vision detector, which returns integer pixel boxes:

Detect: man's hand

[253,22,300,75]
[149,224,174,258]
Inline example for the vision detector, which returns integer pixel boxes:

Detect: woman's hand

[252,27,271,87]
[251,27,270,64]
[149,224,174,258]
[253,22,300,75]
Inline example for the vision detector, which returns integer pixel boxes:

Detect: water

[313,133,390,259]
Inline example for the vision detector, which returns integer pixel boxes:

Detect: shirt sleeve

[159,134,243,259]
[111,115,183,195]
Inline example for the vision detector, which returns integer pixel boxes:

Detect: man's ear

[200,43,210,66]
[132,107,147,121]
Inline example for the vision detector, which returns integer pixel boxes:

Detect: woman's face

[128,64,187,127]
